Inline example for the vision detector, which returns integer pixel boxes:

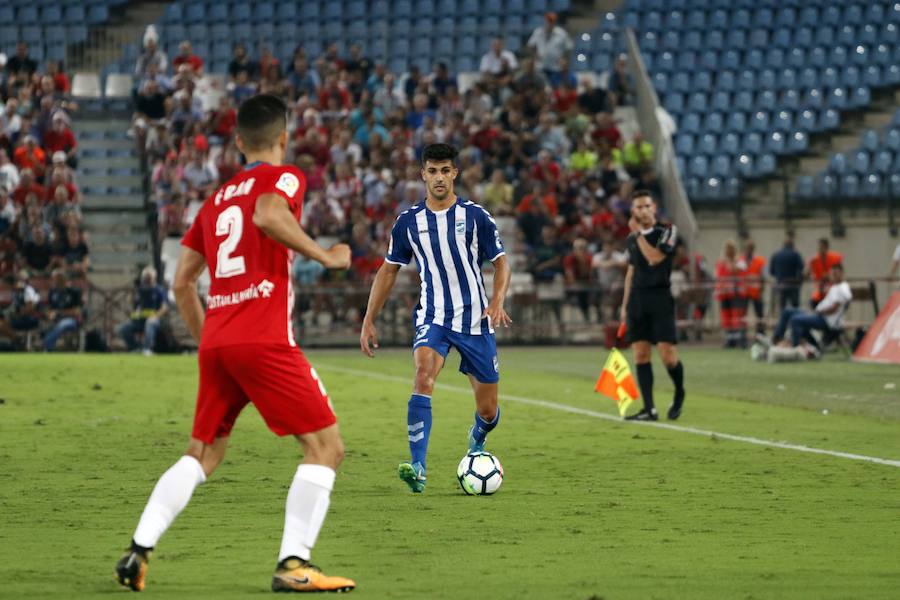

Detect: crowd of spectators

[133,13,658,326]
[0,41,90,350]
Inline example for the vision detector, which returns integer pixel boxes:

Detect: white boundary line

[318,364,900,469]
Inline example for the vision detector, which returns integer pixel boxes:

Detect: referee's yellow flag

[594,348,640,416]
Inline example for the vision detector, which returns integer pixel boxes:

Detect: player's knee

[413,370,436,394]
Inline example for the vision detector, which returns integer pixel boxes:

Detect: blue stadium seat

[887,65,900,86]
[734,91,754,112]
[787,48,806,69]
[64,5,85,21]
[884,129,900,152]
[862,65,882,87]
[743,132,762,155]
[758,90,777,111]
[669,72,689,94]
[873,151,893,174]
[794,175,815,200]
[788,131,809,154]
[818,174,838,198]
[208,3,228,22]
[709,9,728,29]
[735,154,754,178]
[231,3,251,22]
[726,112,747,133]
[651,72,668,94]
[850,150,870,174]
[689,155,709,178]
[738,70,757,92]
[814,26,834,47]
[860,24,878,46]
[211,24,232,42]
[822,5,842,26]
[821,67,839,88]
[860,130,880,153]
[754,153,777,177]
[682,112,701,135]
[868,2,888,24]
[688,92,707,113]
[809,46,828,69]
[705,29,724,51]
[661,31,680,50]
[772,27,791,49]
[749,29,768,49]
[862,173,883,198]
[720,132,740,155]
[731,8,751,29]
[775,7,796,28]
[828,153,848,175]
[890,174,900,197]
[16,5,38,24]
[711,91,731,113]
[849,83,871,107]
[666,10,684,29]
[41,5,61,22]
[840,174,860,198]
[830,46,849,67]
[819,108,841,131]
[778,68,796,90]
[758,68,777,90]
[842,66,861,88]
[852,45,870,67]
[711,155,732,178]
[772,110,792,131]
[836,25,857,47]
[717,70,736,92]
[698,133,718,155]
[685,177,701,199]
[745,49,764,71]
[798,6,818,27]
[803,88,824,110]
[676,51,697,71]
[187,24,208,43]
[698,50,718,71]
[665,92,684,114]
[882,23,898,45]
[750,110,769,133]
[21,26,41,45]
[827,87,848,110]
[686,10,705,29]
[675,134,694,156]
[766,131,786,154]
[845,3,864,26]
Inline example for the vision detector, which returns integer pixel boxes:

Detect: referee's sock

[635,362,655,411]
[667,361,685,420]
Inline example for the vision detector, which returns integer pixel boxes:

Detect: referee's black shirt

[627,224,677,291]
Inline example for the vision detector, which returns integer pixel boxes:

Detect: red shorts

[192,344,337,444]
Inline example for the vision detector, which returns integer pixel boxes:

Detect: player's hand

[324,244,352,270]
[360,319,378,357]
[628,216,641,233]
[483,301,512,328]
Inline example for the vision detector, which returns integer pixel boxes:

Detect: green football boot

[398,461,426,493]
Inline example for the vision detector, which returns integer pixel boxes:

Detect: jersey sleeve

[181,210,205,255]
[656,224,677,255]
[477,207,505,262]
[385,214,413,265]
[265,166,307,214]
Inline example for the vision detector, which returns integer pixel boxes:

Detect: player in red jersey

[115,95,355,594]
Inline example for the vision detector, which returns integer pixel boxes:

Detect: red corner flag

[595,348,640,416]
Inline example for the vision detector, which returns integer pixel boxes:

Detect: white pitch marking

[317,364,900,469]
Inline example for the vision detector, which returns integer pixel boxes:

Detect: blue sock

[407,394,432,470]
[472,407,500,447]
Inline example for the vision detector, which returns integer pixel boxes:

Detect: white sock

[278,464,336,562]
[132,455,206,548]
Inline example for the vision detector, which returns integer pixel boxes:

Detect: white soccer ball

[457,451,503,495]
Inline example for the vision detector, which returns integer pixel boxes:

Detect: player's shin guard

[470,406,500,451]
[279,464,335,562]
[636,362,654,410]
[407,393,432,469]
[132,455,206,548]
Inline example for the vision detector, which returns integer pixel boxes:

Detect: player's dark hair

[236,94,287,151]
[631,189,654,201]
[832,262,843,271]
[421,143,458,166]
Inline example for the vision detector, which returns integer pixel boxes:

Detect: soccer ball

[456,451,503,495]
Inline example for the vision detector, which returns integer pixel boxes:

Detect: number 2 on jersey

[215,205,246,278]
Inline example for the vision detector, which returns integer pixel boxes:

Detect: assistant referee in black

[620,190,686,421]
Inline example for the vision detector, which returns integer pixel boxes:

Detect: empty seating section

[141,0,571,75]
[0,0,126,61]
[595,0,900,203]
[796,109,900,202]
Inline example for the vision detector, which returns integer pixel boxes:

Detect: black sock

[130,540,152,558]
[636,362,654,410]
[667,361,684,394]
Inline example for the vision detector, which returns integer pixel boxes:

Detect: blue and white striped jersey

[386,198,505,335]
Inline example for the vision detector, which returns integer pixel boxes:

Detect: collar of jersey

[244,160,270,171]
[423,197,462,214]
[640,226,654,235]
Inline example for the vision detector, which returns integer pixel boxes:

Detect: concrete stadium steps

[81,210,148,229]
[79,156,138,170]
[78,137,133,151]
[81,194,145,210]
[88,231,150,253]
[91,249,153,267]
[80,173,143,189]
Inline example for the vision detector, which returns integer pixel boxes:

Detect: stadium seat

[671,72,690,94]
[681,112,701,135]
[827,87,848,110]
[829,153,848,175]
[794,175,815,200]
[862,65,882,87]
[710,91,731,113]
[743,132,762,155]
[750,111,770,133]
[726,112,747,134]
[717,70,736,92]
[788,131,809,154]
[816,173,837,198]
[850,86,871,109]
[830,46,849,68]
[698,134,718,155]
[687,92,707,112]
[754,153,777,177]
[840,174,860,198]
[720,133,740,156]
[849,150,870,175]
[884,129,900,152]
[890,174,900,197]
[72,73,102,99]
[704,112,724,135]
[766,131,786,155]
[772,110,792,132]
[705,30,724,51]
[796,109,816,132]
[104,73,133,98]
[689,155,709,179]
[873,151,893,174]
[675,134,694,157]
[735,154,754,178]
[665,93,684,114]
[734,91,754,112]
[814,26,835,47]
[819,108,841,131]
[860,24,878,46]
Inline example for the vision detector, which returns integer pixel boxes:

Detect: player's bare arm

[620,264,634,322]
[484,254,512,328]
[172,246,207,343]
[360,262,402,357]
[253,193,351,269]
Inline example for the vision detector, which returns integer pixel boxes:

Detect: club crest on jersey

[455,220,466,235]
[276,172,300,198]
[257,279,275,297]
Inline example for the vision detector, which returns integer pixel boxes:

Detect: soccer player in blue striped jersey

[360,143,512,493]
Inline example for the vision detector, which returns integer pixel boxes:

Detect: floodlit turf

[1,347,898,599]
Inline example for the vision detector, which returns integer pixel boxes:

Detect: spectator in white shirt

[527,12,573,78]
[769,263,852,354]
[480,38,518,77]
[0,149,20,191]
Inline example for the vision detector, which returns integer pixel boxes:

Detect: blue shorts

[413,323,499,384]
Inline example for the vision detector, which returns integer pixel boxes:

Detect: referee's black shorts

[627,288,677,345]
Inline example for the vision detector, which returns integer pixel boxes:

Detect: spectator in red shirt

[46,60,70,94]
[563,237,595,320]
[318,74,351,110]
[530,149,562,186]
[208,95,237,143]
[172,41,204,75]
[351,242,384,285]
[591,111,621,148]
[553,79,579,114]
[12,168,46,206]
[469,114,500,153]
[13,136,47,179]
[44,166,78,205]
[294,128,331,168]
[42,114,77,167]
[517,181,559,217]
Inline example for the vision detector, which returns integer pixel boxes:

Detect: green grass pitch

[1,347,898,599]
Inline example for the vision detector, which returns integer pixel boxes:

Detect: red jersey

[181,163,307,350]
